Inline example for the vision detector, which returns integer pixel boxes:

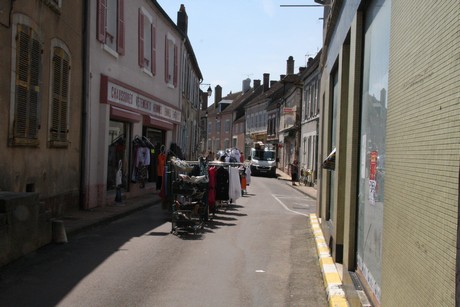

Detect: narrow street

[0,176,327,307]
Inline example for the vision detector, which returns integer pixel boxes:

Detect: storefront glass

[107,120,130,191]
[357,0,391,302]
[144,128,164,182]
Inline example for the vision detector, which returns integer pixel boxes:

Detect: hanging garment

[157,152,167,190]
[215,166,229,201]
[136,146,150,167]
[245,166,252,186]
[208,166,216,212]
[228,166,242,202]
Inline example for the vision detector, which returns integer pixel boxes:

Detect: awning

[110,106,142,122]
[143,115,174,130]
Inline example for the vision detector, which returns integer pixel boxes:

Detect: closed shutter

[117,0,125,55]
[51,47,69,143]
[138,9,144,67]
[97,0,107,43]
[151,25,156,75]
[164,35,169,82]
[14,25,40,141]
[173,45,178,87]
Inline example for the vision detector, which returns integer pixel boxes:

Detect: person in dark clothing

[290,160,299,186]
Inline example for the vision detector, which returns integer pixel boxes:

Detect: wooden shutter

[14,25,40,141]
[151,25,156,75]
[117,0,125,55]
[173,45,178,87]
[138,9,144,67]
[97,0,107,43]
[164,35,169,82]
[51,48,69,142]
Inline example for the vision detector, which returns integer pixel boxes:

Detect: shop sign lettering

[107,81,181,123]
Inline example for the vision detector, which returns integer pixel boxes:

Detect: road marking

[272,195,309,217]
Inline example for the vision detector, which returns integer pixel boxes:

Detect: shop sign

[107,81,181,123]
[369,151,378,180]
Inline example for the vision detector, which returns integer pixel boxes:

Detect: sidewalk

[275,168,317,199]
[62,190,163,238]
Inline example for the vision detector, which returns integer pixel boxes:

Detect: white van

[249,143,276,177]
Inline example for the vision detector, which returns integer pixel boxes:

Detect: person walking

[290,159,299,186]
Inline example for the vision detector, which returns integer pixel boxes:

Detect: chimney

[201,93,208,110]
[242,78,251,93]
[307,57,314,67]
[280,74,286,80]
[287,56,294,75]
[253,79,261,88]
[263,73,269,92]
[214,85,222,107]
[177,4,188,35]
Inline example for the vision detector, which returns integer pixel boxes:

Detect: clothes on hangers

[208,166,216,212]
[157,147,167,190]
[215,166,229,201]
[228,166,241,202]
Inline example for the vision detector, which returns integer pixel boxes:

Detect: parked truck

[248,142,277,177]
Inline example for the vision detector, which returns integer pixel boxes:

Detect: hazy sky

[157,1,324,105]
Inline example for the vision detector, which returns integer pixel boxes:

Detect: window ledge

[48,140,69,148]
[9,137,39,147]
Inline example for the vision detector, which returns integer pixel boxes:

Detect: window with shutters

[12,24,42,146]
[138,8,156,75]
[164,34,178,87]
[97,0,125,55]
[49,46,70,147]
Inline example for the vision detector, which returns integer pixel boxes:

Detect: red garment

[207,166,216,212]
[157,153,166,176]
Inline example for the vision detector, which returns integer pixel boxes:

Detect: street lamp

[200,83,212,97]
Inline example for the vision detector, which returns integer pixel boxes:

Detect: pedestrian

[290,159,299,186]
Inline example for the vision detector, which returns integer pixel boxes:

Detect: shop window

[356,0,391,303]
[107,121,130,191]
[49,45,70,147]
[11,24,42,146]
[97,0,125,55]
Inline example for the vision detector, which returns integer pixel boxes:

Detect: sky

[157,1,324,105]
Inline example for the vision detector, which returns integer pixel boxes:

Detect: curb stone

[309,214,349,307]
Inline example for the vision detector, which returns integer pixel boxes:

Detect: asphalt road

[0,175,327,307]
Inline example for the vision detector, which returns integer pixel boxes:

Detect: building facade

[317,0,460,305]
[83,0,201,209]
[300,52,321,186]
[0,0,84,215]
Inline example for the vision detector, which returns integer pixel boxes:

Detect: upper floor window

[97,0,125,55]
[138,8,156,75]
[224,119,230,133]
[49,45,70,146]
[11,24,42,146]
[165,34,178,87]
[42,0,62,13]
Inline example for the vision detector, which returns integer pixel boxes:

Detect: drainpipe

[79,0,90,210]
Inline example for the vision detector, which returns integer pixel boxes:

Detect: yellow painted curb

[309,214,349,307]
